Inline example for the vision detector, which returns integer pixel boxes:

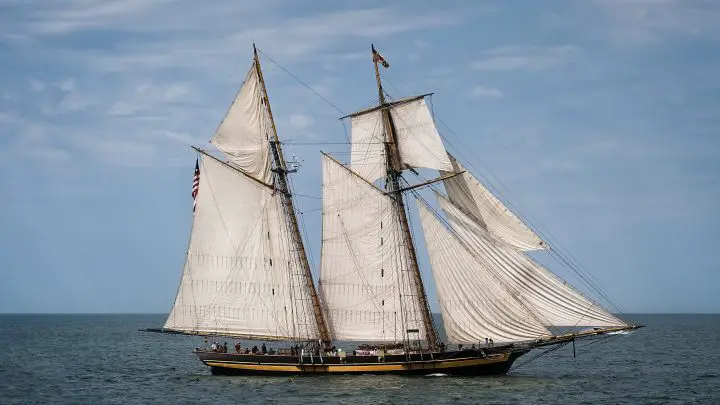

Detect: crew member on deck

[262,343,267,354]
[235,341,242,353]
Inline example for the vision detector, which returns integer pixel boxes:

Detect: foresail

[164,155,319,340]
[319,155,426,342]
[349,97,452,183]
[441,155,546,251]
[438,194,626,328]
[417,200,551,344]
[210,61,273,184]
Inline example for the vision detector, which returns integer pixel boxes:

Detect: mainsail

[349,97,452,183]
[417,200,551,344]
[319,155,427,342]
[441,154,546,251]
[163,151,319,340]
[210,61,272,183]
[437,193,626,328]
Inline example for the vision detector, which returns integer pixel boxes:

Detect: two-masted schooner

[152,45,641,376]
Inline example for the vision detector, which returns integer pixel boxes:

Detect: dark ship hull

[195,348,527,376]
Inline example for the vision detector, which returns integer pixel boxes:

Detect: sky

[1,0,718,314]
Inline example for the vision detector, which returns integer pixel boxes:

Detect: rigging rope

[257,48,631,323]
[257,48,350,144]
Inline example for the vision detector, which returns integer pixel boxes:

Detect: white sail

[319,155,426,342]
[438,194,626,328]
[350,97,452,183]
[210,62,273,184]
[390,98,452,172]
[164,155,319,340]
[417,200,551,344]
[349,110,386,183]
[442,155,546,251]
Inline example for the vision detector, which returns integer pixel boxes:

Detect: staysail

[210,61,272,183]
[441,154,546,251]
[164,154,319,340]
[350,96,452,183]
[417,200,551,344]
[437,193,626,328]
[319,155,427,342]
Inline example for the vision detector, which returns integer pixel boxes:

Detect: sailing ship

[152,45,641,376]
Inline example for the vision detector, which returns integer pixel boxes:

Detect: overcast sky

[1,0,718,314]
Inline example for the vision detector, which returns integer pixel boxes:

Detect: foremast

[370,44,439,349]
[253,45,332,348]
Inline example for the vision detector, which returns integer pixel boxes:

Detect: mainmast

[371,44,439,349]
[253,45,332,347]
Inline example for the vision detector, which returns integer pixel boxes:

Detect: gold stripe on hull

[204,353,510,374]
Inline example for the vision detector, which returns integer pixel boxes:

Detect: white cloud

[53,7,465,75]
[29,79,45,92]
[470,46,579,71]
[24,0,172,35]
[470,86,503,99]
[162,131,206,146]
[58,78,77,92]
[0,111,18,124]
[289,113,314,129]
[40,91,93,116]
[3,2,470,169]
[591,0,720,45]
[413,39,431,50]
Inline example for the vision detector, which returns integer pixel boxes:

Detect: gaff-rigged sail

[319,155,427,342]
[210,61,273,184]
[437,193,626,328]
[164,155,319,341]
[441,154,546,251]
[417,200,551,344]
[349,97,452,183]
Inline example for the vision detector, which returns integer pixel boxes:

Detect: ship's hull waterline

[195,349,527,376]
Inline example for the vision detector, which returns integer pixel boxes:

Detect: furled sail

[210,62,272,183]
[164,154,319,340]
[441,155,546,251]
[417,200,551,344]
[319,155,427,342]
[350,97,452,183]
[437,194,626,328]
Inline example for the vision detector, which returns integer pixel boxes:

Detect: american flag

[192,158,200,212]
[372,46,390,68]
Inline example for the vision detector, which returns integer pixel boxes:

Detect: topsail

[349,97,452,183]
[210,61,273,184]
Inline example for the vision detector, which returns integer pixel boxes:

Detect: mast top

[371,44,389,106]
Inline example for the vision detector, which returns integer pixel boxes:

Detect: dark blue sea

[0,314,718,404]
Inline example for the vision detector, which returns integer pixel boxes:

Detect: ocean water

[0,314,718,404]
